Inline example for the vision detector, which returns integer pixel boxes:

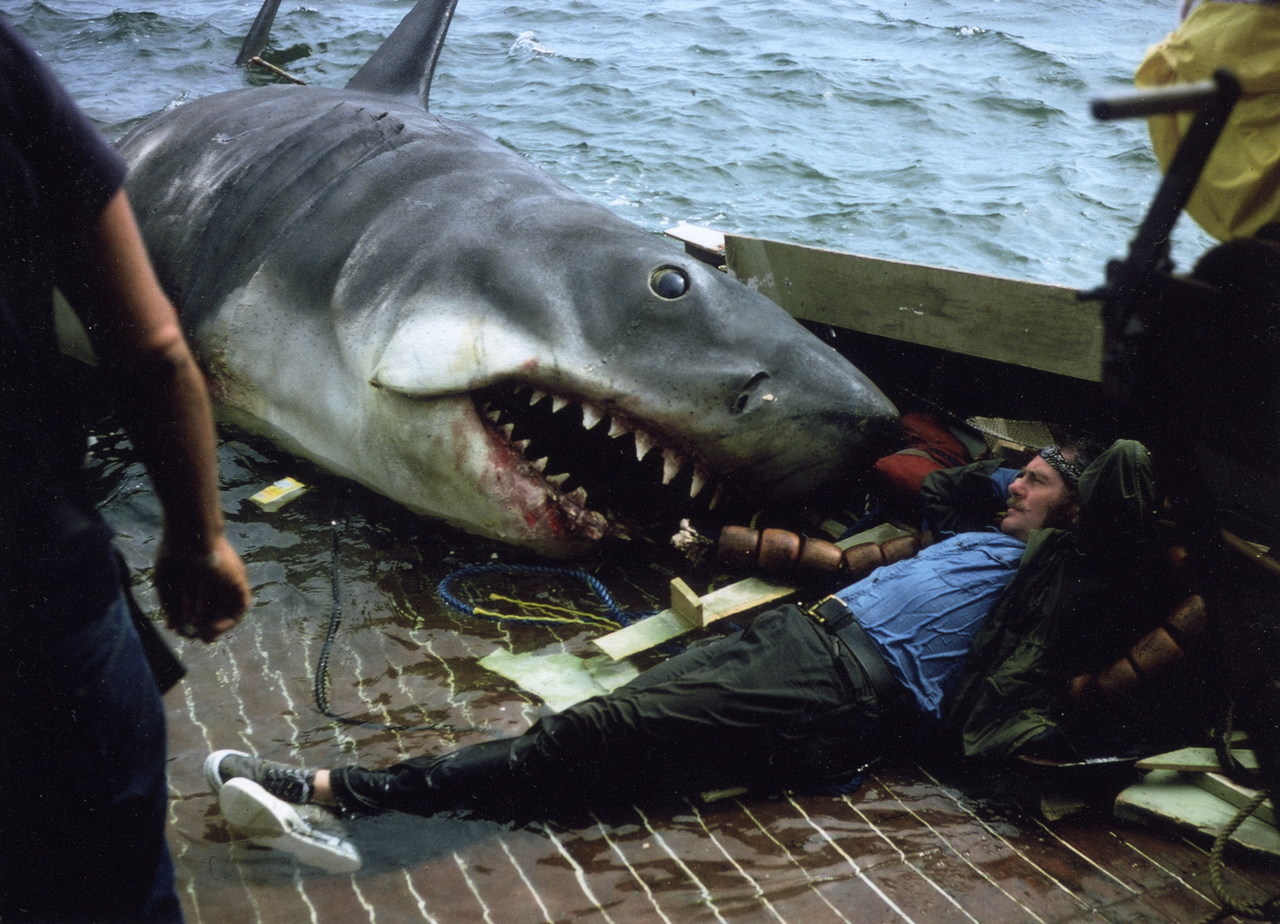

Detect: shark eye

[650,266,690,300]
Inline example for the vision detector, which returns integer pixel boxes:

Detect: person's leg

[0,592,180,922]
[328,605,887,817]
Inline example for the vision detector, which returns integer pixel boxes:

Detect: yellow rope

[473,593,622,629]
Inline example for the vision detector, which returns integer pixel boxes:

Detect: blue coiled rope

[437,562,646,630]
[316,522,651,731]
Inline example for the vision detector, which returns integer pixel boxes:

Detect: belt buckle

[809,595,851,629]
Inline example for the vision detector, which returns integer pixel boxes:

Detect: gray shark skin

[118,0,897,556]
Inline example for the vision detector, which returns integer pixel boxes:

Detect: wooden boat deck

[100,431,1280,924]
[165,747,1280,923]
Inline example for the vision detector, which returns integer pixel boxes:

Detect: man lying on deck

[206,438,1162,871]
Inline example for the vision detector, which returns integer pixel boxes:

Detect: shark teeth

[662,449,681,485]
[633,430,656,462]
[689,467,707,499]
[474,383,724,528]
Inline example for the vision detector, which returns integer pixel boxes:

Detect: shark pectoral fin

[370,313,541,397]
[369,316,478,396]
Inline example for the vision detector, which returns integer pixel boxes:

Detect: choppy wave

[7,0,1211,284]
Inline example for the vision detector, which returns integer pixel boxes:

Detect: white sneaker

[219,777,362,874]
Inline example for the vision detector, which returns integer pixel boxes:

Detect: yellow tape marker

[249,477,309,512]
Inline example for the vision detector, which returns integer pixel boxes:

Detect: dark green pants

[333,605,905,817]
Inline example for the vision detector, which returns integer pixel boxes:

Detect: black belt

[808,596,900,702]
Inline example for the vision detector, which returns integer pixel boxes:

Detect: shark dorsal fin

[234,0,283,66]
[345,0,459,109]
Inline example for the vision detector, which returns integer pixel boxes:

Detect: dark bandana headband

[1039,446,1084,489]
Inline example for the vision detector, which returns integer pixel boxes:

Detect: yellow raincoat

[1136,1,1280,240]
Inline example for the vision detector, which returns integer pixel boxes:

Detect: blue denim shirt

[834,530,1024,718]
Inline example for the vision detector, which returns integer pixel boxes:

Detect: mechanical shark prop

[118,0,897,556]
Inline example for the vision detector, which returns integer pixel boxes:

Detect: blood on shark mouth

[475,383,726,535]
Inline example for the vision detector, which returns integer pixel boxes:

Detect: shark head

[358,218,897,552]
[118,0,898,556]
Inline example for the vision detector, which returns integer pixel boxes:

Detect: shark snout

[710,346,899,501]
[729,371,775,415]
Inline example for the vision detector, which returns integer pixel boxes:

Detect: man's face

[1000,454,1078,542]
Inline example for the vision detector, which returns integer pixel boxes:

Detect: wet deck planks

[158,633,1280,923]
[96,432,1280,924]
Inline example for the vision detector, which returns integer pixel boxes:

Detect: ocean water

[8,0,1213,287]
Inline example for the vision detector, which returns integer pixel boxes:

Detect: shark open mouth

[475,383,727,539]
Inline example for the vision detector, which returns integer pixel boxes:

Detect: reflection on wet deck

[97,432,1280,923]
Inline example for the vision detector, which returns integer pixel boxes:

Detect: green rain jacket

[924,440,1162,760]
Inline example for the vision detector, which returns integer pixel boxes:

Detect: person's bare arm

[65,188,250,642]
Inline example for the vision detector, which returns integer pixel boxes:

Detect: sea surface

[8,0,1212,285]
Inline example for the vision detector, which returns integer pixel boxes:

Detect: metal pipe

[1092,78,1225,121]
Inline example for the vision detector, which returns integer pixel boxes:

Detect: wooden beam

[670,577,705,626]
[721,233,1103,382]
[665,223,725,255]
[591,523,916,661]
[592,578,794,661]
[1116,770,1280,860]
[1194,772,1277,827]
[664,224,726,268]
[1136,746,1260,774]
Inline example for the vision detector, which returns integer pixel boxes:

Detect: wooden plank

[592,578,794,660]
[594,523,916,661]
[664,223,725,254]
[1194,772,1277,827]
[476,648,639,712]
[1136,746,1260,774]
[669,577,704,626]
[664,224,727,268]
[722,233,1103,382]
[1049,810,1244,922]
[591,609,692,660]
[1115,770,1280,860]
